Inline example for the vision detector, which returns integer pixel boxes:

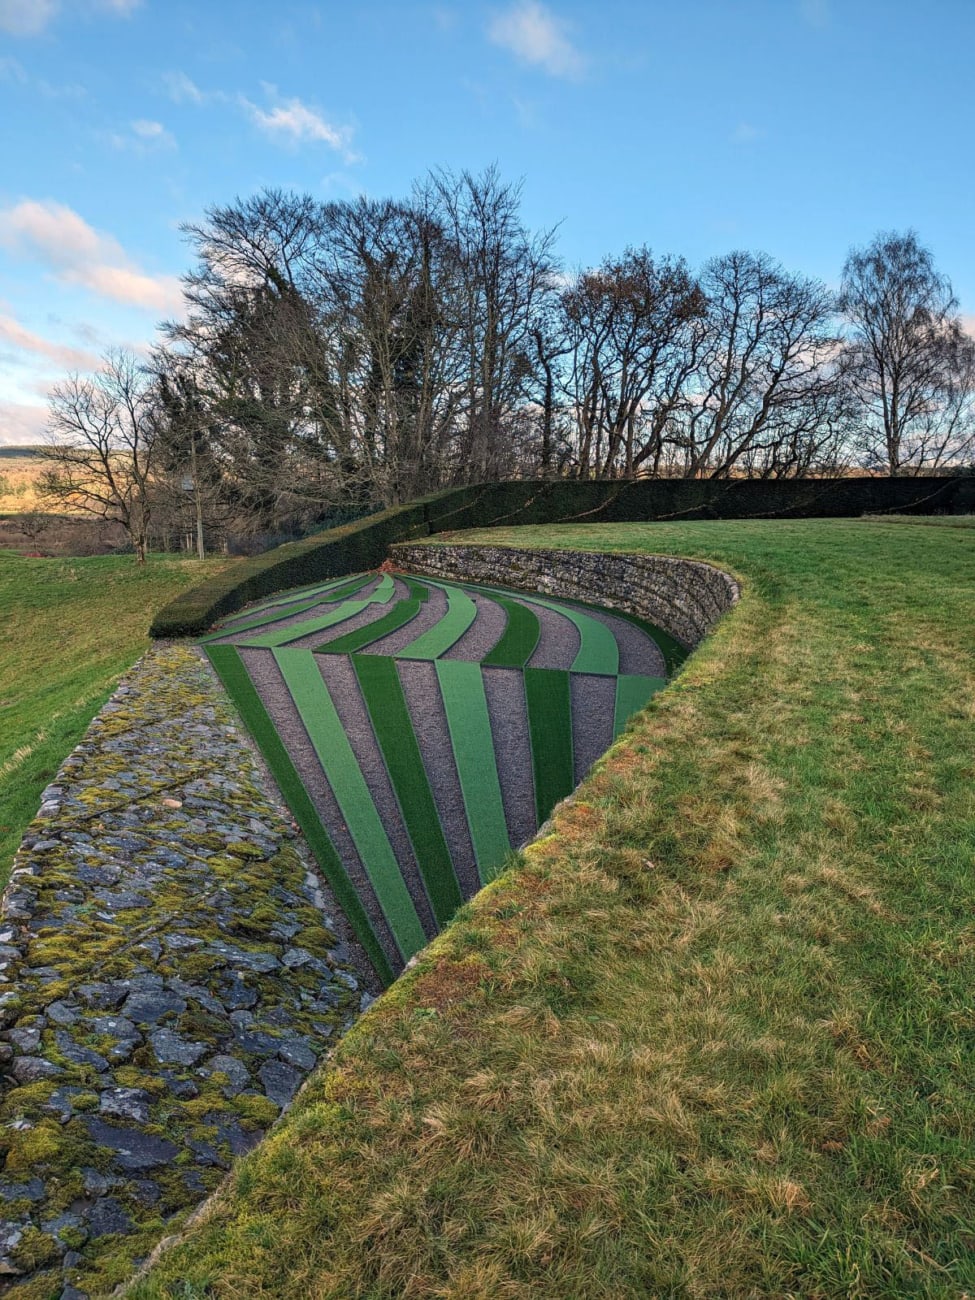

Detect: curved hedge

[150,475,975,638]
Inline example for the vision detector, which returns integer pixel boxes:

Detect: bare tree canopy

[46,174,974,554]
[42,349,159,563]
[674,252,846,479]
[839,230,975,474]
[560,247,705,478]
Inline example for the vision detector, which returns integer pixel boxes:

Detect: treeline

[43,167,975,557]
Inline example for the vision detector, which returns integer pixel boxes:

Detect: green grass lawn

[130,518,975,1299]
[0,552,233,885]
[863,512,975,528]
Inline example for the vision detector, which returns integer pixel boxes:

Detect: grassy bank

[0,552,233,883]
[127,517,975,1299]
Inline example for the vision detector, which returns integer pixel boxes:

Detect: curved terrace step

[201,567,703,981]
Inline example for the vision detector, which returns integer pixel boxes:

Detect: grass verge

[0,552,233,886]
[130,518,975,1298]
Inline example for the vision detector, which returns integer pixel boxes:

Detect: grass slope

[0,552,233,886]
[273,648,427,962]
[435,659,511,884]
[321,595,424,653]
[614,673,668,737]
[524,666,575,824]
[480,594,541,667]
[397,580,477,659]
[352,654,463,926]
[133,518,975,1299]
[204,643,394,985]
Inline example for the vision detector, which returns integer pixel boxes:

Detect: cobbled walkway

[0,644,372,1299]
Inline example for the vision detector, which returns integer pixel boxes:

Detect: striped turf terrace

[203,570,680,983]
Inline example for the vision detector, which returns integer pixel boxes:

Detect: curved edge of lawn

[124,538,749,1299]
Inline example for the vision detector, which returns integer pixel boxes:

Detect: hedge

[150,475,975,638]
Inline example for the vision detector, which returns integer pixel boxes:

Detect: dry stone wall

[390,544,740,649]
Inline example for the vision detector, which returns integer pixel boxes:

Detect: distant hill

[0,445,45,459]
[0,448,46,512]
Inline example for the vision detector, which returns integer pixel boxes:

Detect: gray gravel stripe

[571,673,617,785]
[238,648,401,968]
[209,575,384,641]
[584,607,667,677]
[215,580,365,631]
[277,579,414,652]
[396,660,482,899]
[442,590,508,663]
[483,665,537,849]
[362,581,448,656]
[526,599,580,670]
[315,656,439,941]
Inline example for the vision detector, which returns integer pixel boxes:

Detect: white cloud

[132,118,166,140]
[0,0,58,34]
[0,199,183,314]
[0,55,27,81]
[163,70,207,104]
[488,1,585,79]
[111,118,176,150]
[0,55,85,97]
[0,0,140,35]
[0,399,48,445]
[0,312,101,371]
[961,314,975,341]
[243,89,358,159]
[799,0,830,28]
[731,121,763,144]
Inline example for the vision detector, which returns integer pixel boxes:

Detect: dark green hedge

[151,475,975,638]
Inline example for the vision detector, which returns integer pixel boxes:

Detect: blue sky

[1,0,973,444]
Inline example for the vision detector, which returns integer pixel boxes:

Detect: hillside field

[0,448,46,514]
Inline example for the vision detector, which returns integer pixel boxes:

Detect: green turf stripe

[614,674,668,738]
[481,595,541,667]
[435,660,511,885]
[273,648,427,963]
[319,573,376,603]
[199,595,332,642]
[218,572,362,622]
[240,574,399,648]
[352,656,463,925]
[524,667,575,825]
[396,581,477,659]
[203,644,393,985]
[551,592,688,675]
[447,579,618,676]
[403,578,431,602]
[199,577,371,643]
[318,597,424,654]
[448,577,683,675]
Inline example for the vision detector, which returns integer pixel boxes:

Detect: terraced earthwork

[203,570,685,984]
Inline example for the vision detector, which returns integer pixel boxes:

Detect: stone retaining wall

[389,544,740,649]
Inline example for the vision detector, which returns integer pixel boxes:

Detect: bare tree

[41,350,159,563]
[425,167,561,482]
[674,252,841,478]
[839,230,973,474]
[559,248,705,478]
[312,195,468,504]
